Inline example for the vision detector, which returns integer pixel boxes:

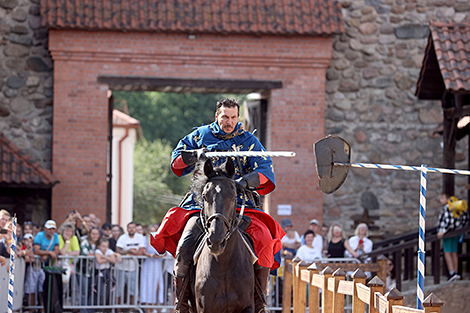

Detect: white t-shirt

[344,235,373,258]
[295,245,322,263]
[281,231,301,245]
[116,233,145,271]
[95,248,114,270]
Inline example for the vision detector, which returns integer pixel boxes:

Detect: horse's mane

[190,161,231,205]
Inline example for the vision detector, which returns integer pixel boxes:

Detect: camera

[0,229,7,234]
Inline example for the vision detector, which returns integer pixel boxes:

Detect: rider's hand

[235,172,260,192]
[180,148,207,166]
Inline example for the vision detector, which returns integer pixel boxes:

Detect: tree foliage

[132,138,190,225]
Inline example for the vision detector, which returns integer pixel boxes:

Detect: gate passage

[314,134,470,310]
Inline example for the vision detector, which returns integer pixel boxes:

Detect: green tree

[132,139,190,224]
[113,92,245,149]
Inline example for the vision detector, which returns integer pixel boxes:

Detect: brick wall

[49,30,333,231]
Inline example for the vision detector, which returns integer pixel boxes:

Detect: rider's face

[216,106,238,134]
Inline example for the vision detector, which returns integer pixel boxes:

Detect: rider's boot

[174,275,191,313]
[174,215,201,277]
[254,265,271,313]
[174,215,202,313]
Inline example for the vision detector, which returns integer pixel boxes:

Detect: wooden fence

[282,258,444,313]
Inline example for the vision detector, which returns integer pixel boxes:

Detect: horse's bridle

[200,176,244,242]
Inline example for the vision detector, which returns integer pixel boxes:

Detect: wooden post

[307,263,323,313]
[321,266,334,313]
[352,269,367,313]
[377,257,387,283]
[385,287,403,313]
[423,293,444,313]
[332,268,346,313]
[293,261,308,313]
[367,276,384,313]
[282,258,293,313]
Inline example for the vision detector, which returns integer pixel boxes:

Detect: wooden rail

[283,258,444,313]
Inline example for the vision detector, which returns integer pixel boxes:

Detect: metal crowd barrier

[1,254,364,313]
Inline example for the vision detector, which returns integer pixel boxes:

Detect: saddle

[192,214,258,265]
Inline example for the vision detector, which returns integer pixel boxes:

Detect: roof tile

[41,0,344,36]
[0,134,58,187]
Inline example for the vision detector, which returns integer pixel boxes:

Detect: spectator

[0,209,10,229]
[115,221,145,308]
[295,230,322,262]
[300,219,324,257]
[33,220,59,265]
[140,224,164,313]
[32,220,59,310]
[109,224,121,252]
[101,223,112,239]
[78,227,101,313]
[385,257,396,292]
[326,223,358,258]
[94,238,120,305]
[24,221,33,236]
[81,215,96,240]
[437,193,469,282]
[136,223,144,235]
[280,218,301,258]
[320,224,329,256]
[58,222,80,287]
[24,233,44,310]
[62,210,89,241]
[32,222,41,237]
[345,223,373,259]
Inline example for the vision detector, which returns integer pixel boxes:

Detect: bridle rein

[200,175,246,242]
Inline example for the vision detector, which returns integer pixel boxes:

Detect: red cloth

[151,207,285,270]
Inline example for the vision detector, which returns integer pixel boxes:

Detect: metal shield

[314,135,351,194]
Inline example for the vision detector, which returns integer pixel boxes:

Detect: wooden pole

[332,268,346,313]
[307,263,323,313]
[282,258,293,313]
[377,257,387,283]
[423,293,444,313]
[293,261,308,313]
[367,276,384,313]
[385,287,403,313]
[321,266,334,313]
[352,269,367,313]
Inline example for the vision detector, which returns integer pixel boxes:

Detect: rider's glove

[180,148,207,166]
[235,171,260,192]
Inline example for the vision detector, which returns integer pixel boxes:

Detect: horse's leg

[254,265,271,313]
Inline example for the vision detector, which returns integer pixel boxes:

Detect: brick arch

[50,30,331,228]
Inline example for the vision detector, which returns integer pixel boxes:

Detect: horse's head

[200,157,237,256]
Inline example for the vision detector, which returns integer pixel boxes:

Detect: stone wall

[0,0,53,170]
[324,0,470,238]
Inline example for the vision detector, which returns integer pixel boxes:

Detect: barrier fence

[284,258,445,313]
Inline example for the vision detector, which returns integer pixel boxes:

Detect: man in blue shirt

[33,220,60,265]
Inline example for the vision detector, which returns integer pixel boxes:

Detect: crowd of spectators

[0,209,173,312]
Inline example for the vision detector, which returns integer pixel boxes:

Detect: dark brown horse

[189,158,255,313]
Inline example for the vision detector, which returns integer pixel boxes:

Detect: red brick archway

[50,30,332,229]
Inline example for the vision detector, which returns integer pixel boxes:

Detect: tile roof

[113,109,143,139]
[416,21,470,99]
[40,0,344,36]
[0,134,58,188]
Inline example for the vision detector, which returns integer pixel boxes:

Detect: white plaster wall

[111,127,137,228]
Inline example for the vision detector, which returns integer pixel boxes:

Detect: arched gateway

[42,0,344,227]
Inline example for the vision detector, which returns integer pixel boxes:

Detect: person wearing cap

[300,219,324,258]
[280,218,301,257]
[33,220,60,265]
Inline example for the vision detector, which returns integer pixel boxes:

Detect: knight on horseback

[151,98,285,313]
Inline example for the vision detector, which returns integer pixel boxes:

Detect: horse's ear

[225,157,235,178]
[203,159,215,178]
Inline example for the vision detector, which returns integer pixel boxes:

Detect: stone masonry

[0,0,53,170]
[324,0,470,238]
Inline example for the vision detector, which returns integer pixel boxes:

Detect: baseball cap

[44,220,57,229]
[281,218,293,228]
[309,219,320,225]
[24,233,33,239]
[101,222,112,230]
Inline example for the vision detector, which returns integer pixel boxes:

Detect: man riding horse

[151,98,285,313]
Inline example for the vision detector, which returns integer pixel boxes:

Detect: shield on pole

[314,135,351,194]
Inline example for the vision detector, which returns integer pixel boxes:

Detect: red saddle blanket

[150,207,285,270]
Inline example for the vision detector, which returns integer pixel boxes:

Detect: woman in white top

[344,223,373,258]
[295,230,322,262]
